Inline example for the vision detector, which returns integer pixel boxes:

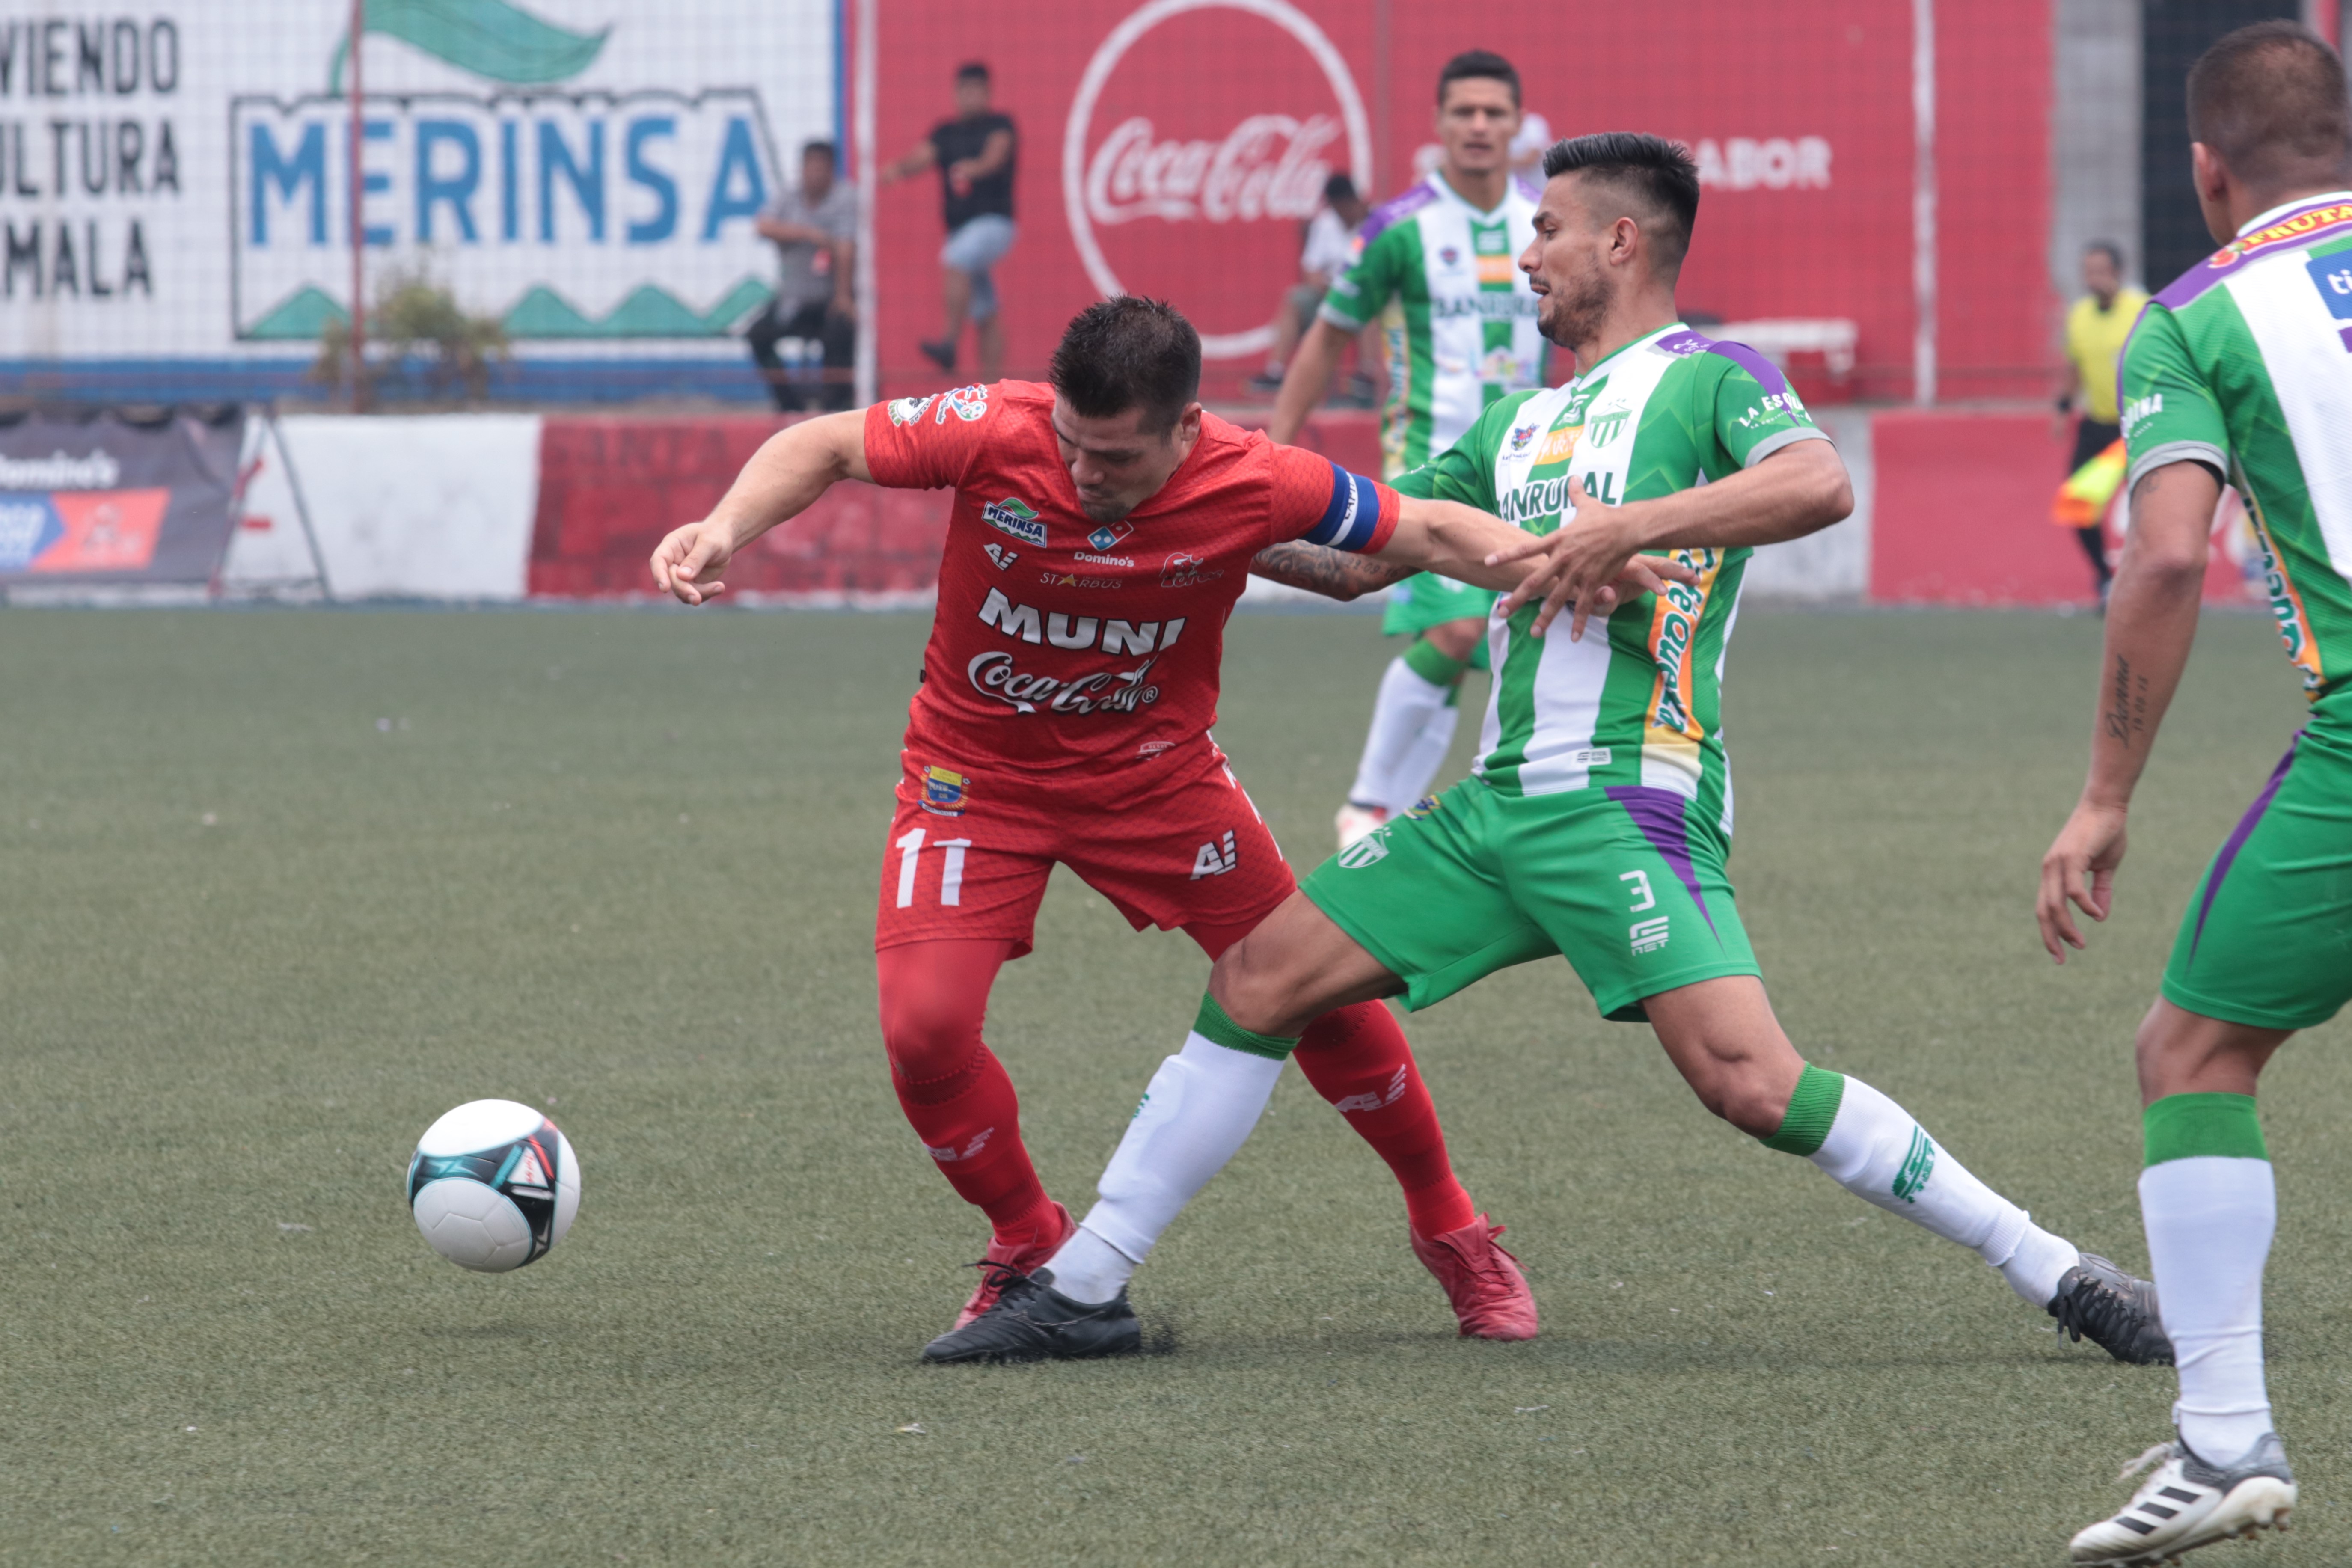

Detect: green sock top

[2144,1092,2267,1165]
[1193,992,1301,1062]
[1402,638,1470,689]
[1760,1064,1846,1156]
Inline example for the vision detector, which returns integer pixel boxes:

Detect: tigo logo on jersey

[2307,253,2352,321]
[921,765,969,816]
[983,497,1046,546]
[1629,916,1670,954]
[1087,519,1134,552]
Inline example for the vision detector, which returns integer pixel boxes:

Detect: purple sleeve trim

[1653,330,1790,396]
[1358,182,1438,243]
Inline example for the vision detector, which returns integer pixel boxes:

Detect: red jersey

[862,381,1399,776]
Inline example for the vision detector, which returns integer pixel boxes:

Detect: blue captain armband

[1300,462,1392,553]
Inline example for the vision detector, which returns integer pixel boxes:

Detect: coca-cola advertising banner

[868,0,2050,403]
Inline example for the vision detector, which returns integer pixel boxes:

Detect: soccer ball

[406,1099,580,1272]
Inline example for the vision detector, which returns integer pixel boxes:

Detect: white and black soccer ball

[406,1099,580,1272]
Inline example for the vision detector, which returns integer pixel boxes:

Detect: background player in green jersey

[931,134,2173,1377]
[1265,51,1547,851]
[2041,23,2352,1565]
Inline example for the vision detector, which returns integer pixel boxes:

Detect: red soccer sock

[877,939,1054,1242]
[1293,999,1477,1238]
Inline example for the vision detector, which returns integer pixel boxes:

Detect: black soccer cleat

[920,1267,1142,1364]
[2049,1253,2175,1366]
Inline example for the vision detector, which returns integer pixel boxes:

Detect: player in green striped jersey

[2044,23,2352,1563]
[1266,50,1547,852]
[932,134,2171,1377]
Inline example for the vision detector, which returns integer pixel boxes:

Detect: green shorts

[1383,574,1497,670]
[2162,688,2352,1031]
[1301,777,1761,1020]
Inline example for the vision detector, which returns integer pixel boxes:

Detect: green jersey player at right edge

[927,133,2173,1377]
[1265,50,1547,852]
[2044,24,2352,1567]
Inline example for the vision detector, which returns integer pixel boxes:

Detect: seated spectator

[1250,174,1378,401]
[746,140,857,412]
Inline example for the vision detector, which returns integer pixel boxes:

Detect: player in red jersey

[653,299,1680,1357]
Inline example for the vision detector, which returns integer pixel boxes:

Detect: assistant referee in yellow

[2053,241,2148,601]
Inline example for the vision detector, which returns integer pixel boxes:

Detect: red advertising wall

[529,416,952,599]
[525,409,1379,598]
[861,0,2052,405]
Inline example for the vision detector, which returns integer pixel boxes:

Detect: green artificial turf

[3,604,2345,1566]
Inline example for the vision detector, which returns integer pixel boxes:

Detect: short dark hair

[1322,172,1358,204]
[955,60,991,83]
[1437,49,1520,109]
[1050,297,1201,435]
[2187,21,2352,195]
[2084,238,2124,270]
[1541,132,1702,275]
[802,139,837,164]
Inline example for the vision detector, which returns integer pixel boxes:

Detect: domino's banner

[0,0,836,392]
[0,412,241,582]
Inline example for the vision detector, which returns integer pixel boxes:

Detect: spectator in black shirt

[882,61,1017,380]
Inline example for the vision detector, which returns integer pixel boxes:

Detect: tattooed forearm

[2103,655,2150,746]
[1248,540,1416,602]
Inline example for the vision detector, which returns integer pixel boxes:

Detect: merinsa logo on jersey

[977,587,1186,653]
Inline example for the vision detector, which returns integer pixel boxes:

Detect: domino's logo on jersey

[1087,520,1134,552]
[2308,252,2352,321]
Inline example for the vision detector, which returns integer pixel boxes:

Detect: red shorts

[874,740,1297,957]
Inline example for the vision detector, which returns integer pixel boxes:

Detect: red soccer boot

[952,1201,1075,1331]
[1410,1213,1539,1340]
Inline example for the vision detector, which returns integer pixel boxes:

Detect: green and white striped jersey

[1317,171,1547,477]
[1393,324,1830,831]
[2123,190,2352,698]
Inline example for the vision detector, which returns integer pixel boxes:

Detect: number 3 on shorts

[1620,870,1656,912]
[896,827,972,908]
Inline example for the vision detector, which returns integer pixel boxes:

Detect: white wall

[224,415,542,600]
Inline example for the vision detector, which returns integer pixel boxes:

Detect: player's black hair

[1541,132,1702,276]
[1050,297,1202,437]
[2084,238,2124,271]
[1322,172,1358,204]
[1436,49,1520,109]
[955,60,991,83]
[2188,21,2351,195]
[802,139,837,165]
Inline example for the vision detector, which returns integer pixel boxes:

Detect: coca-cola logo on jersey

[1063,0,1371,359]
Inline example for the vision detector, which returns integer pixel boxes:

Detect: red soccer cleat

[952,1201,1075,1331]
[1411,1214,1539,1340]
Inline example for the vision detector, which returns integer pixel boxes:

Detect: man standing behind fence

[748,140,858,413]
[883,62,1017,381]
[2053,241,2147,603]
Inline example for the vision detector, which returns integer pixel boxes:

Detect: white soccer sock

[1808,1075,2080,1306]
[1045,1032,1286,1304]
[1382,701,1459,815]
[1347,657,1453,811]
[2141,1155,2276,1462]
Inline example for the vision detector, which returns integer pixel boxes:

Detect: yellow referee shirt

[2064,288,2148,424]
